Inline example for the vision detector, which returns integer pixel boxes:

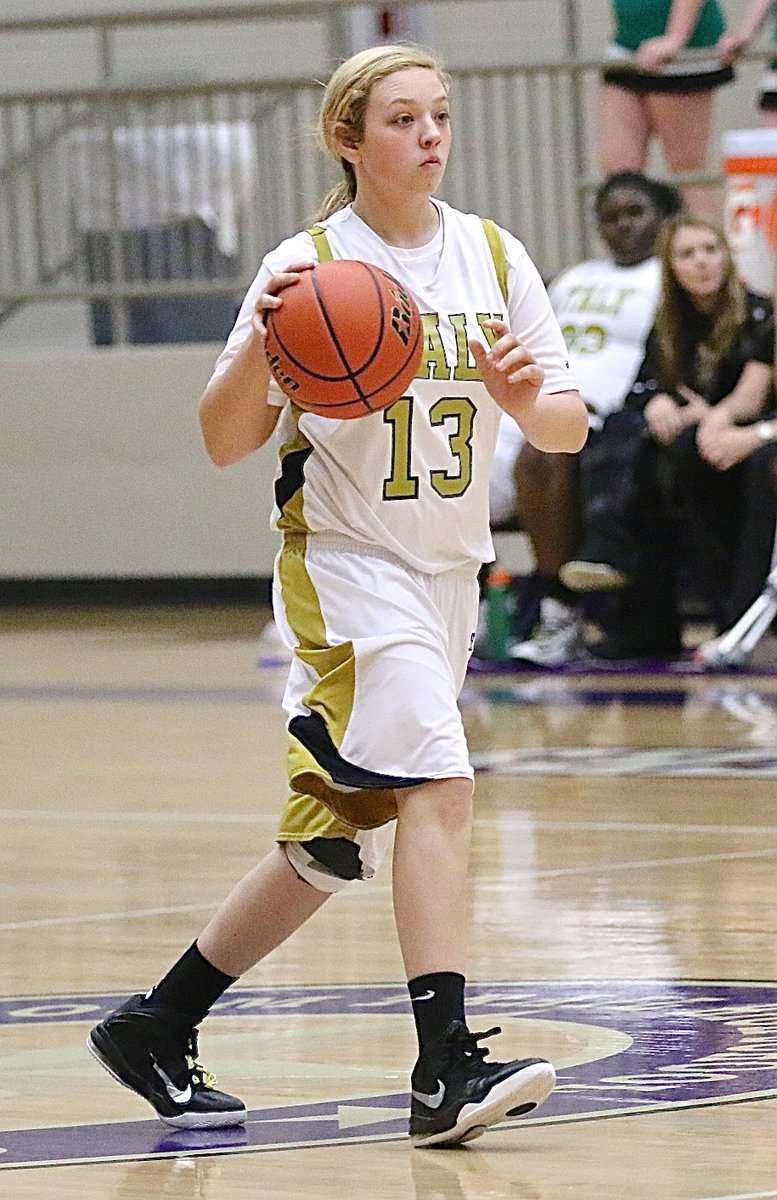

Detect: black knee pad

[302,836,364,881]
[283,836,365,893]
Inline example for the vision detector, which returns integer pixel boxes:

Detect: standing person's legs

[90,537,558,1145]
[647,91,717,217]
[196,844,330,976]
[392,776,473,979]
[87,817,374,1130]
[599,84,651,174]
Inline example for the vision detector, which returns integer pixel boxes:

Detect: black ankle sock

[145,941,237,1026]
[408,972,466,1054]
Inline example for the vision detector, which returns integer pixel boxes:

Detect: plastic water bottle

[484,566,514,661]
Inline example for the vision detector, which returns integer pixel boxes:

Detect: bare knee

[397,776,474,833]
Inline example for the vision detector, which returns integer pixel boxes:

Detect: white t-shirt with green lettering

[547,255,660,420]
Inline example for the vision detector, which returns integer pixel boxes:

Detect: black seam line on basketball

[334,304,421,408]
[267,311,358,385]
[310,266,375,407]
[315,263,396,407]
[289,711,429,790]
[267,307,356,385]
[359,319,423,403]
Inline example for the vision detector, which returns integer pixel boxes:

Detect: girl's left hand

[469,319,544,415]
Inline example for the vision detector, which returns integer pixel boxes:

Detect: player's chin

[417,163,446,184]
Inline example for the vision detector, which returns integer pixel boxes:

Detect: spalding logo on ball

[264,259,424,419]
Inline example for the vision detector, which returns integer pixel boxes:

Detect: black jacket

[624,290,774,413]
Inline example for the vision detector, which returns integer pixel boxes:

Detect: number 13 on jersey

[382,395,476,501]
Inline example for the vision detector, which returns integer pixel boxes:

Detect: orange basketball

[264,259,423,419]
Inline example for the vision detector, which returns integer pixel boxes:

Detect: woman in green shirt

[601,1,733,216]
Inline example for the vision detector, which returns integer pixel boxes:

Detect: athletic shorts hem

[601,65,734,94]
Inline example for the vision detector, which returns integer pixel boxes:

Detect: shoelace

[450,1025,502,1061]
[184,1032,218,1089]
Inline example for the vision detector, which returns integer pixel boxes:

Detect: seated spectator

[564,213,776,659]
[492,172,681,665]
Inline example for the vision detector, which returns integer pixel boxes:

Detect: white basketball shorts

[273,532,479,833]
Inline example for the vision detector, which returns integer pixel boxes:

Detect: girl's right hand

[251,262,316,338]
[644,393,685,444]
[636,34,681,71]
[675,384,711,426]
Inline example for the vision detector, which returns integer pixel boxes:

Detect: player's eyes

[436,110,450,123]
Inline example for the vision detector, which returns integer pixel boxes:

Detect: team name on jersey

[558,285,638,317]
[416,311,502,381]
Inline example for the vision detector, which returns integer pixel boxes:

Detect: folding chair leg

[695,567,777,669]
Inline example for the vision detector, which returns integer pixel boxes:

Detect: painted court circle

[2,980,777,1169]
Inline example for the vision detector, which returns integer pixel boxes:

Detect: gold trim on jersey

[307,225,334,262]
[307,216,509,303]
[481,217,509,304]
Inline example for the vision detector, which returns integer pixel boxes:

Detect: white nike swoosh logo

[152,1059,193,1105]
[412,1080,446,1109]
[411,989,435,1002]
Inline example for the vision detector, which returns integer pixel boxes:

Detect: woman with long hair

[570,214,776,659]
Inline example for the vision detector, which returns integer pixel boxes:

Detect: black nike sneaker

[87,993,247,1129]
[409,1021,555,1148]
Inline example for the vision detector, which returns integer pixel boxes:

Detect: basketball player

[88,44,587,1148]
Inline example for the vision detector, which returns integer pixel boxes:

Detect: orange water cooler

[722,128,777,295]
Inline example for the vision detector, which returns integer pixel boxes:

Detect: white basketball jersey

[212,201,576,574]
[548,256,660,420]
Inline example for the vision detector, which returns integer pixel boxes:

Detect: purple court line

[468,655,777,678]
[4,982,777,1169]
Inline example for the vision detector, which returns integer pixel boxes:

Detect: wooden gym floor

[2,604,777,1199]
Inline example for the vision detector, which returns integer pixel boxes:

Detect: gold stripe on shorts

[276,790,358,843]
[278,532,408,829]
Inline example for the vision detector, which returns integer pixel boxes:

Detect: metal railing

[0,66,596,336]
[0,1,757,344]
